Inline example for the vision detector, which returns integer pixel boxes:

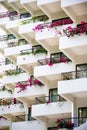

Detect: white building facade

[0,0,87,130]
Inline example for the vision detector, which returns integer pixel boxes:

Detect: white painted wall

[58,78,87,95]
[32,101,72,117]
[11,120,47,130]
[59,34,87,50]
[19,21,43,34]
[0,91,13,98]
[14,85,47,98]
[5,44,31,56]
[8,0,17,2]
[0,41,8,48]
[17,53,47,65]
[0,64,16,73]
[0,17,9,25]
[38,0,59,5]
[2,73,29,84]
[6,19,20,29]
[34,62,75,77]
[0,118,11,127]
[0,104,25,114]
[36,24,75,40]
[20,0,36,4]
[61,0,87,7]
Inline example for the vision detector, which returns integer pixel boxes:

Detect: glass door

[49,88,58,102]
[78,107,87,126]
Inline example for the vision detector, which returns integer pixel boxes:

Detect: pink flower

[81,21,86,24]
[46,100,51,104]
[48,62,53,66]
[56,118,61,123]
[66,26,72,31]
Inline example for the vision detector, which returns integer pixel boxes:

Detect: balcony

[17,45,47,75]
[6,14,21,38]
[0,85,13,99]
[0,59,16,76]
[0,35,16,55]
[2,68,29,87]
[35,18,73,53]
[59,24,87,64]
[0,117,11,129]
[0,11,10,30]
[8,0,26,13]
[32,95,72,125]
[37,0,67,20]
[34,53,75,87]
[0,103,25,115]
[18,16,48,45]
[20,0,44,16]
[14,83,47,99]
[58,69,87,102]
[0,35,9,54]
[61,0,87,23]
[11,120,47,130]
[4,41,31,63]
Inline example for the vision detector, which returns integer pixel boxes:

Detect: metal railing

[61,69,87,80]
[0,34,16,42]
[14,114,36,122]
[38,52,71,65]
[5,66,25,76]
[33,17,73,30]
[35,95,65,104]
[48,116,87,129]
[0,58,13,66]
[20,45,47,55]
[63,23,87,37]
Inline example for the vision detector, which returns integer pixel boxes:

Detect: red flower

[66,26,72,31]
[81,21,86,24]
[56,118,61,123]
[46,100,51,104]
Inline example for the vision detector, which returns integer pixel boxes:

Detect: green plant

[5,69,20,76]
[33,47,47,55]
[22,51,31,55]
[7,89,13,94]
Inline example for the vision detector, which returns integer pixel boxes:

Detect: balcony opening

[78,107,87,126]
[20,12,31,19]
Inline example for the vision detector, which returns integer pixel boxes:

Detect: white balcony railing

[5,44,31,56]
[0,103,25,115]
[59,34,87,63]
[58,78,87,101]
[0,64,16,75]
[0,118,11,127]
[2,73,29,84]
[17,53,47,65]
[0,90,13,99]
[32,101,72,122]
[14,85,47,98]
[34,62,75,77]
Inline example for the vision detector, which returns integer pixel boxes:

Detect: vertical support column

[72,98,78,127]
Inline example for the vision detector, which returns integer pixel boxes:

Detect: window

[49,88,58,102]
[76,63,87,78]
[20,13,31,19]
[78,107,87,126]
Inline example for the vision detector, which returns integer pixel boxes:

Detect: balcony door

[78,107,87,125]
[49,88,58,102]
